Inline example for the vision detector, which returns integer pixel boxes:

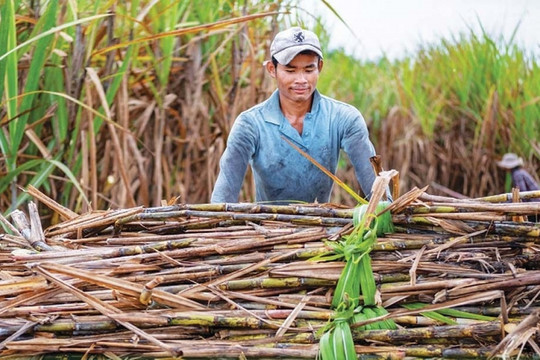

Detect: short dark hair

[272,50,322,67]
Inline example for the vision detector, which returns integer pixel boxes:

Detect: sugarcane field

[1,1,540,360]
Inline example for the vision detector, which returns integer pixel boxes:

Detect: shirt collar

[262,89,321,125]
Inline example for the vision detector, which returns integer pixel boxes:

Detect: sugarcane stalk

[412,202,540,215]
[181,202,355,218]
[447,305,540,317]
[123,264,246,284]
[218,290,329,312]
[376,232,537,251]
[442,346,496,359]
[139,343,321,359]
[114,311,285,329]
[180,249,304,298]
[391,173,400,200]
[102,227,295,246]
[35,318,120,333]
[0,233,30,249]
[475,222,540,237]
[0,320,36,351]
[0,212,22,237]
[35,266,183,357]
[269,261,410,284]
[3,186,540,360]
[398,212,508,221]
[217,276,335,291]
[370,155,387,201]
[45,207,144,237]
[437,271,540,300]
[1,302,93,316]
[139,276,164,305]
[353,321,502,342]
[393,315,488,326]
[419,190,540,203]
[380,278,476,293]
[401,344,494,358]
[116,217,228,234]
[32,231,322,271]
[36,262,204,309]
[10,238,196,264]
[489,308,540,359]
[474,190,540,203]
[26,185,78,220]
[27,231,532,274]
[0,276,49,297]
[395,217,540,237]
[9,208,53,251]
[116,209,353,227]
[374,261,497,279]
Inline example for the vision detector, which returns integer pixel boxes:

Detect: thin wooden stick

[34,265,182,357]
[26,184,78,220]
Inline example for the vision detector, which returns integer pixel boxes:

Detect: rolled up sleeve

[211,116,257,203]
[340,109,378,199]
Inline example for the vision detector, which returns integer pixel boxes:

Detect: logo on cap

[293,31,305,43]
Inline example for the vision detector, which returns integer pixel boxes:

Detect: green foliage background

[0,0,538,221]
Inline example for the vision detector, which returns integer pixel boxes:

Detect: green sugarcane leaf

[436,308,496,321]
[332,260,356,308]
[0,0,15,101]
[420,311,458,325]
[46,159,89,205]
[157,1,180,87]
[318,329,333,360]
[338,321,357,359]
[91,38,136,134]
[0,159,44,194]
[3,0,18,170]
[359,254,376,306]
[45,62,68,142]
[376,200,395,234]
[331,325,344,359]
[9,162,56,212]
[13,0,59,156]
[0,13,111,63]
[0,155,89,213]
[402,303,457,325]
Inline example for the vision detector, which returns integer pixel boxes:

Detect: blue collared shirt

[211,89,378,203]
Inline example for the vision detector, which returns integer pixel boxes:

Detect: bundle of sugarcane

[1,180,539,359]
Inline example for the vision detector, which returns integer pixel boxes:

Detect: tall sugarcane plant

[0,0,288,216]
[2,1,539,216]
[316,203,397,360]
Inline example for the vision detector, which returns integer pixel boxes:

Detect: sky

[299,0,540,61]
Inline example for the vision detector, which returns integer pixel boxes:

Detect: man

[497,153,540,195]
[497,153,540,222]
[211,26,381,204]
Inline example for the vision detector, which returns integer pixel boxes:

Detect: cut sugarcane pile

[1,183,540,359]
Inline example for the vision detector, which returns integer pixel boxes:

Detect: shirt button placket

[303,115,311,144]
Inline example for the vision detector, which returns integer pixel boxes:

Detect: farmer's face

[267,53,323,104]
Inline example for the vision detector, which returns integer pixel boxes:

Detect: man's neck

[279,95,313,134]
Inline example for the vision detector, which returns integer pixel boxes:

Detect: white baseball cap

[270,27,323,65]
